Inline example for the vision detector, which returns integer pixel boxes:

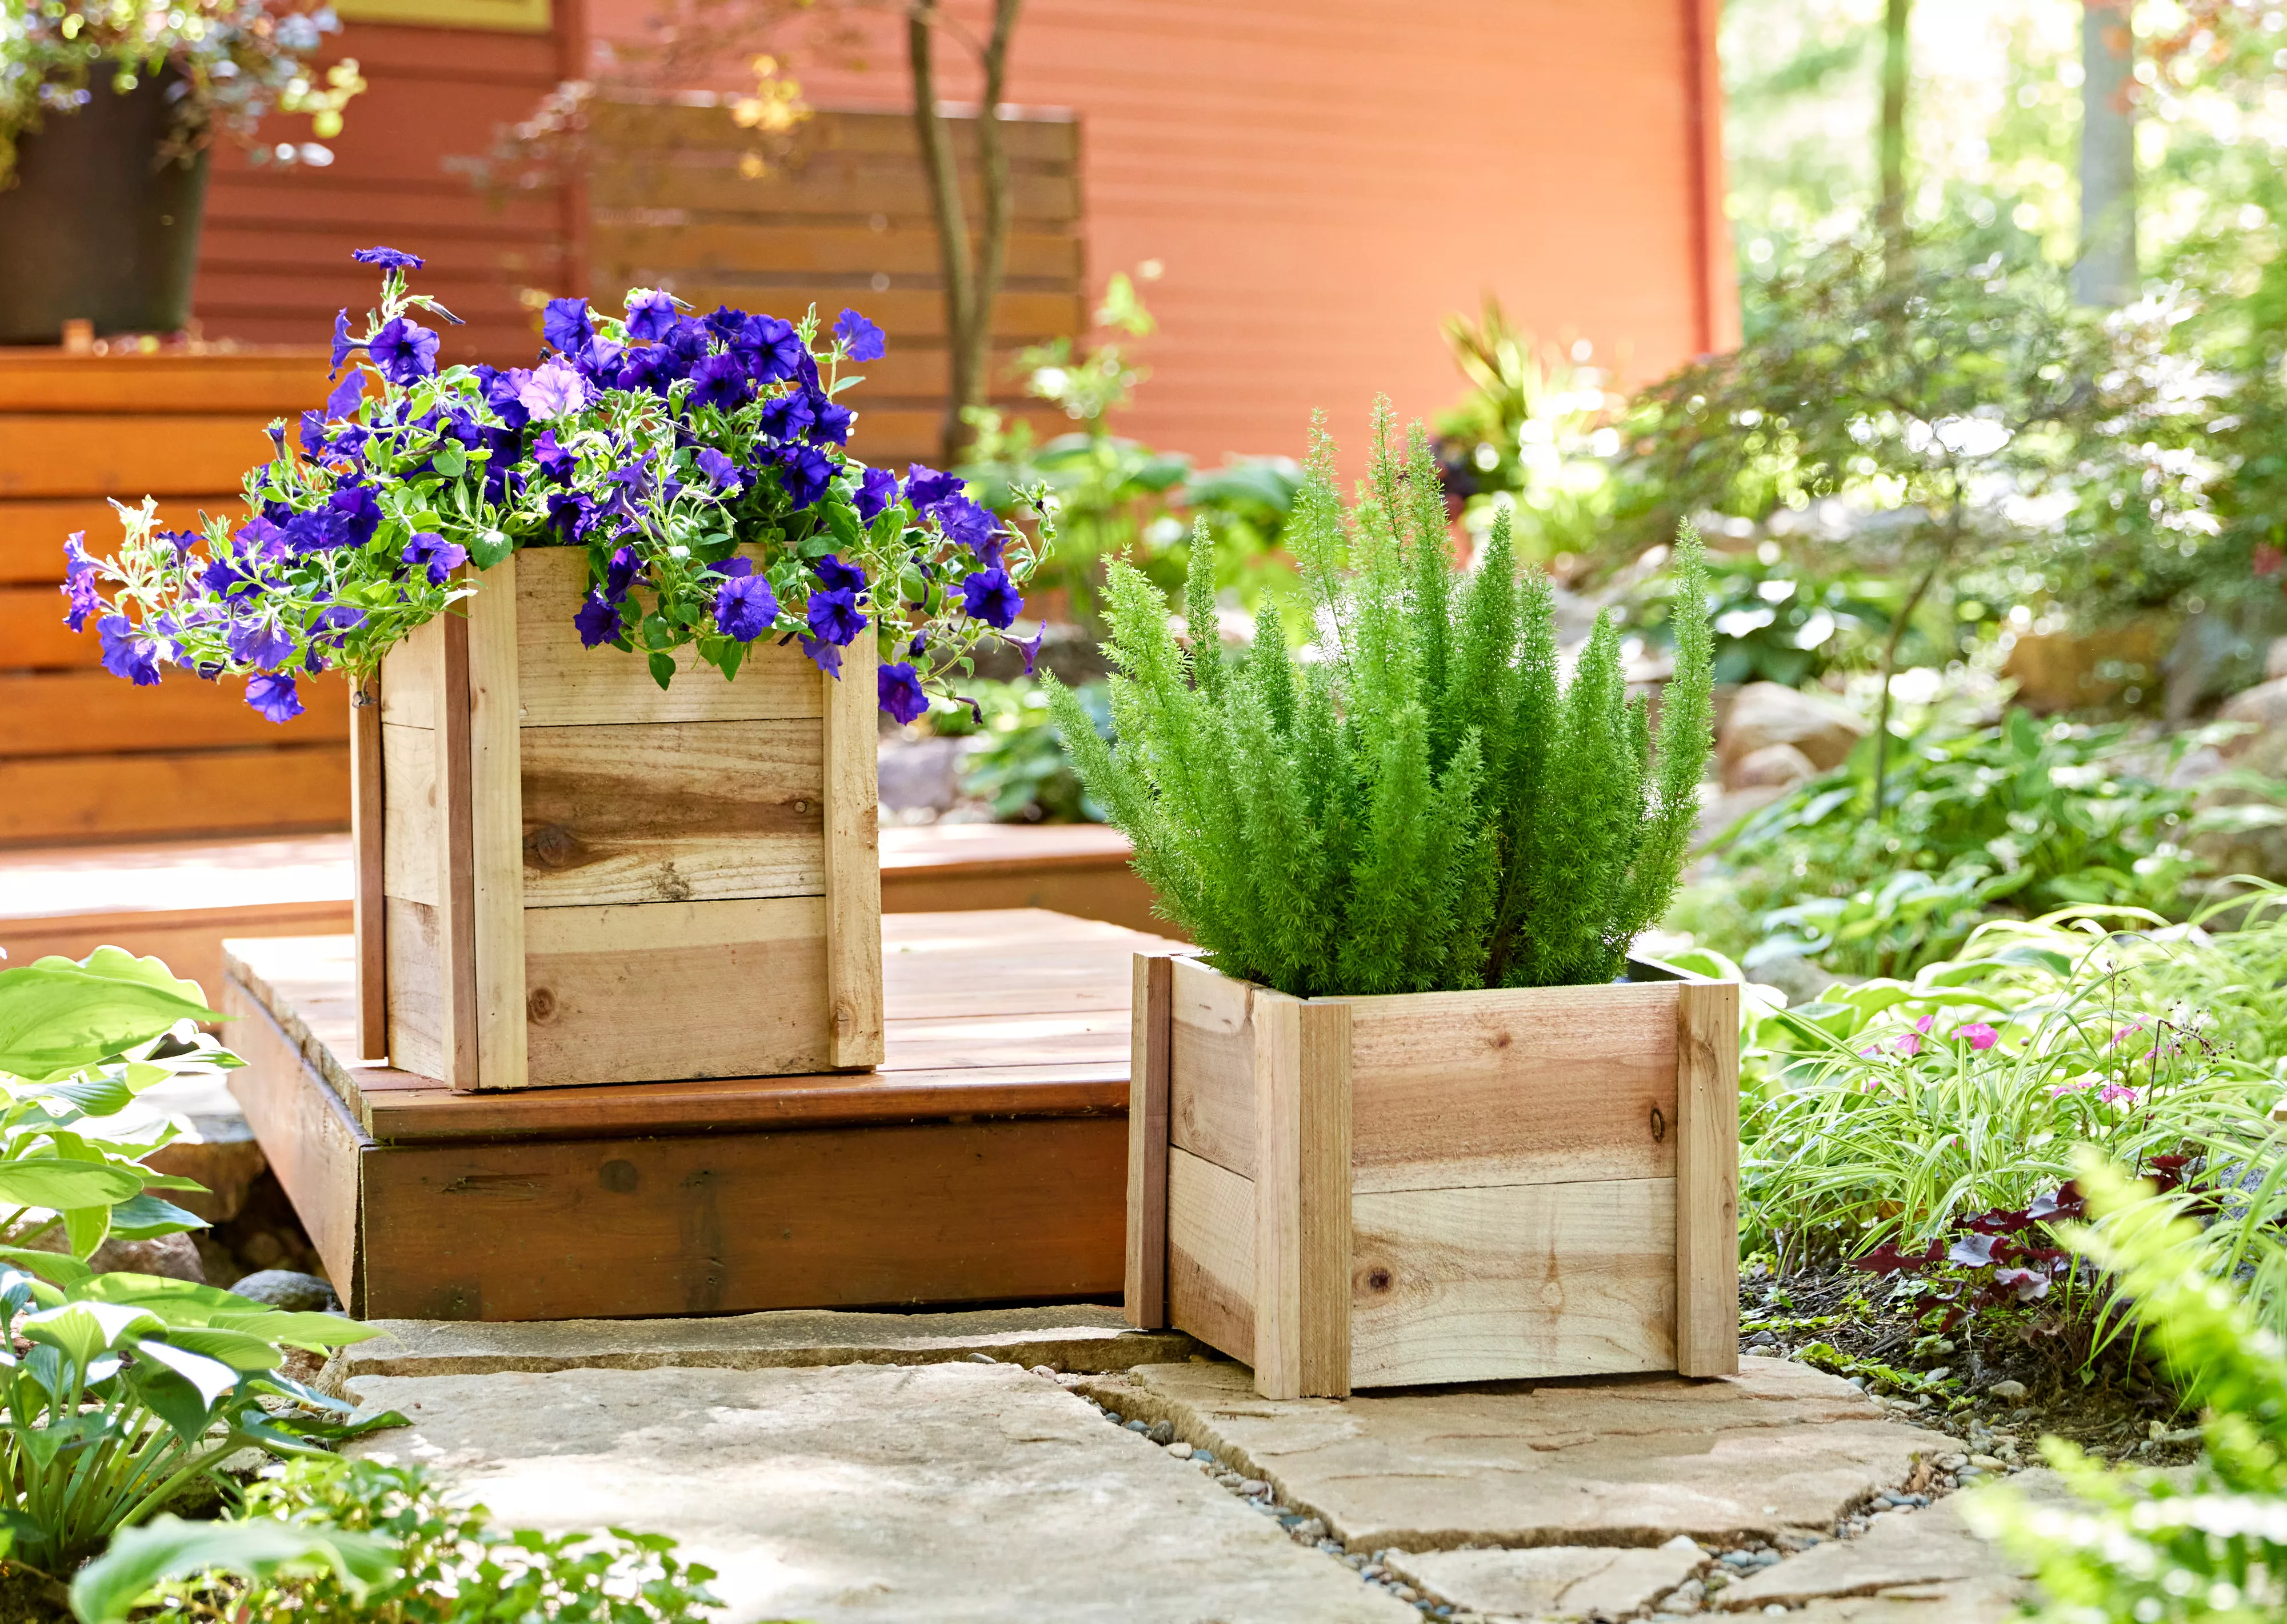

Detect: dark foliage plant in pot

[0,2,363,342]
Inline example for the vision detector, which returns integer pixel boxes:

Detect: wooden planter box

[1123,954,1739,1398]
[346,548,883,1091]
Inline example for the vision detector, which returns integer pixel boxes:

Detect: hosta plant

[1048,409,1713,997]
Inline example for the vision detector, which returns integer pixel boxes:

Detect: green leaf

[0,1246,87,1290]
[69,1514,397,1624]
[105,1193,207,1241]
[467,527,514,570]
[431,442,467,477]
[647,649,676,690]
[21,1301,160,1366]
[0,1159,145,1213]
[0,950,220,1083]
[62,1203,110,1260]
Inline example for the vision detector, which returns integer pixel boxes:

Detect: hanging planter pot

[0,70,210,345]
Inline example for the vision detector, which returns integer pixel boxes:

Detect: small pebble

[1148,1420,1176,1445]
[1239,1479,1270,1497]
[1987,1379,2028,1402]
[1103,1411,1123,1425]
[1124,1419,1150,1435]
[1028,1364,1057,1379]
[1290,1517,1327,1541]
[966,1352,996,1364]
[1969,1453,2004,1469]
[1162,1439,1192,1457]
[1191,1448,1215,1462]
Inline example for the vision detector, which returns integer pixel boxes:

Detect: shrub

[1048,408,1714,997]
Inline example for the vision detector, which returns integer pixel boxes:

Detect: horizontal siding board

[0,745,350,845]
[0,670,350,757]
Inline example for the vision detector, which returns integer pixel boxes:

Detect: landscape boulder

[1718,683,1866,789]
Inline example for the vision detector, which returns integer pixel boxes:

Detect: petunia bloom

[854,465,898,524]
[905,464,961,511]
[799,633,843,678]
[323,367,365,422]
[97,615,165,686]
[402,532,469,586]
[689,353,753,413]
[573,590,624,649]
[227,617,298,671]
[351,246,426,270]
[714,573,780,643]
[1011,624,1045,676]
[807,394,854,445]
[936,494,1002,565]
[604,546,642,601]
[534,430,577,483]
[959,567,1023,630]
[813,554,866,595]
[693,447,745,491]
[743,315,806,383]
[833,308,887,362]
[330,309,365,372]
[369,317,441,385]
[805,587,866,647]
[245,671,305,723]
[624,287,679,342]
[776,443,835,509]
[757,390,817,444]
[515,357,590,422]
[543,297,595,354]
[878,660,927,724]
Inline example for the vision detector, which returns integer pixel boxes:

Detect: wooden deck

[223,909,1188,1322]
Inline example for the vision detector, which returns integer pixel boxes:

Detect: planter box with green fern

[1055,418,1741,1398]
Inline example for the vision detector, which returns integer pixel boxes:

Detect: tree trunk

[2075,0,2137,307]
[907,0,1023,469]
[1877,0,1911,271]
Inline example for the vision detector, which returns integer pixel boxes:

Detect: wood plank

[1168,1145,1255,1367]
[521,895,831,1086]
[590,222,1081,283]
[1345,983,1680,1194]
[1674,981,1741,1378]
[467,555,527,1092]
[1168,955,1256,1177]
[382,896,445,1081]
[587,163,1079,226]
[822,630,883,1069]
[0,415,281,499]
[588,101,1081,166]
[378,612,443,729]
[1,584,103,669]
[1250,990,1350,1399]
[600,286,1083,345]
[0,350,329,414]
[518,719,823,907]
[0,496,243,584]
[513,549,821,725]
[219,971,364,1297]
[1125,954,1173,1330]
[380,722,439,906]
[1349,1179,1679,1387]
[351,675,386,1063]
[0,669,350,756]
[357,1115,1124,1320]
[0,746,347,845]
[437,606,478,1089]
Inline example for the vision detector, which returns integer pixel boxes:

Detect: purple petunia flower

[97,614,165,686]
[61,571,100,632]
[402,531,469,586]
[960,567,1023,629]
[370,317,441,385]
[776,443,835,509]
[833,308,887,363]
[624,288,679,342]
[853,465,898,525]
[714,573,780,643]
[1011,625,1045,676]
[805,586,866,647]
[904,464,962,511]
[330,485,383,547]
[688,353,752,413]
[330,309,365,373]
[693,447,745,491]
[534,429,577,483]
[612,345,678,397]
[573,335,626,382]
[547,489,598,542]
[745,315,806,383]
[877,659,927,723]
[515,357,589,422]
[813,553,866,595]
[352,246,426,270]
[543,297,595,354]
[313,603,367,644]
[799,633,842,678]
[283,509,345,557]
[324,367,365,423]
[573,590,624,649]
[605,545,642,601]
[938,495,1003,565]
[807,394,854,446]
[227,616,298,671]
[757,390,816,444]
[245,671,305,722]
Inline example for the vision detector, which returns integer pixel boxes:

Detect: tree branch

[908,2,975,464]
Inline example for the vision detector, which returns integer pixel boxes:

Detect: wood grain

[351,674,385,1063]
[0,670,349,755]
[1344,983,1680,1194]
[1250,990,1352,1399]
[520,896,831,1086]
[466,558,527,1093]
[1168,954,1256,1177]
[517,719,825,907]
[358,1115,1123,1321]
[0,497,237,583]
[822,629,883,1069]
[1674,980,1741,1377]
[1125,954,1173,1330]
[0,746,348,846]
[0,415,277,498]
[382,895,444,1082]
[436,608,478,1089]
[1350,1178,1678,1387]
[379,722,438,906]
[378,614,441,729]
[1168,1145,1255,1366]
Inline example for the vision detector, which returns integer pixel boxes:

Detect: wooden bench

[223,909,1184,1320]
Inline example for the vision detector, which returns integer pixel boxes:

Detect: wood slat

[0,670,349,757]
[587,163,1078,225]
[1349,1179,1679,1388]
[609,287,1082,345]
[1345,983,1680,1195]
[1675,981,1741,1378]
[1250,989,1351,1400]
[1168,1145,1255,1367]
[351,674,386,1063]
[823,630,883,1070]
[1125,954,1173,1330]
[589,102,1080,166]
[0,415,281,499]
[0,496,242,584]
[437,606,479,1088]
[383,895,445,1081]
[591,223,1080,283]
[466,555,527,1093]
[517,719,824,907]
[0,746,347,845]
[218,978,363,1296]
[380,721,439,905]
[0,351,329,414]
[1,585,101,669]
[1168,954,1256,1177]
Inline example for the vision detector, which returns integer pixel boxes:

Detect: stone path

[339,1334,2069,1623]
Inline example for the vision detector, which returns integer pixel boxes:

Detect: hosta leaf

[0,1159,143,1212]
[70,1515,396,1624]
[105,1193,207,1241]
[0,949,219,1083]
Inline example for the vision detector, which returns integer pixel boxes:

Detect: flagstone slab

[1077,1355,1956,1553]
[323,1305,1194,1390]
[344,1362,1417,1624]
[1388,1537,1705,1619]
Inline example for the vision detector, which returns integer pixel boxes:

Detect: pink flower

[2100,1083,2141,1107]
[1956,1023,1999,1051]
[2049,1078,2095,1099]
[1895,1015,1935,1057]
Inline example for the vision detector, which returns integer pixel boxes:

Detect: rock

[1717,683,1868,789]
[1732,742,1818,790]
[1696,784,1789,849]
[2001,622,2165,715]
[143,1128,268,1225]
[2186,677,2287,881]
[875,737,972,814]
[227,1270,341,1312]
[1077,1356,1954,1552]
[1386,1537,1704,1620]
[344,1363,1418,1622]
[90,1232,205,1283]
[1744,949,1834,1009]
[1984,1380,2026,1403]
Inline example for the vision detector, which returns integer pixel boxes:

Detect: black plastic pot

[0,70,210,344]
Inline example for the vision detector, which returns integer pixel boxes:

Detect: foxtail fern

[1048,407,1713,997]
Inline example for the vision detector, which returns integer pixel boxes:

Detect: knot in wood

[526,986,558,1022]
[523,822,585,870]
[1365,1266,1393,1294]
[1649,1104,1668,1142]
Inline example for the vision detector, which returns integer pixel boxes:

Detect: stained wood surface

[225,909,1188,1141]
[1167,1145,1255,1365]
[217,975,363,1291]
[0,671,351,758]
[0,747,349,846]
[1168,954,1257,1177]
[351,677,386,1061]
[466,557,528,1092]
[822,630,885,1068]
[1674,980,1742,1377]
[1250,990,1352,1399]
[1349,1178,1680,1387]
[1344,983,1680,1194]
[1124,954,1173,1329]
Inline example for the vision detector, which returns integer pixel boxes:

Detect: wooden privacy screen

[586,102,1086,467]
[0,350,347,847]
